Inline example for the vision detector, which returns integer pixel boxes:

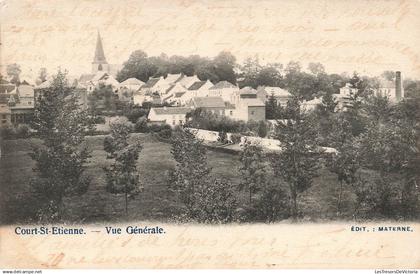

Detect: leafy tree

[239,141,269,204]
[7,63,21,85]
[213,51,237,84]
[327,114,360,215]
[193,177,237,223]
[30,71,94,222]
[87,84,119,114]
[170,129,211,216]
[117,50,158,82]
[271,96,321,219]
[104,119,143,214]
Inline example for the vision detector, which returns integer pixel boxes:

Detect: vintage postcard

[0,0,419,271]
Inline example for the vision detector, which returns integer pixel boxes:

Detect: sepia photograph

[0,0,419,271]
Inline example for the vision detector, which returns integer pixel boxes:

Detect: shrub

[217,131,228,144]
[158,128,172,139]
[230,133,242,144]
[135,117,149,133]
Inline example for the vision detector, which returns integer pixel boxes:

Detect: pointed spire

[93,30,107,64]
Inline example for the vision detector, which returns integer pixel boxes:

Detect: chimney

[395,71,402,100]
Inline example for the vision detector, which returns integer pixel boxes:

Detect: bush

[230,133,242,144]
[158,128,172,139]
[218,131,228,144]
[135,117,149,133]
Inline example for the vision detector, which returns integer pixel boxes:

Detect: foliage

[7,63,21,85]
[103,119,143,214]
[193,177,237,223]
[29,71,94,222]
[117,50,238,84]
[134,117,149,133]
[271,96,321,219]
[87,84,120,115]
[217,131,228,144]
[230,133,242,144]
[239,141,269,204]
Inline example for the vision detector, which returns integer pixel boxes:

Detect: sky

[1,0,420,82]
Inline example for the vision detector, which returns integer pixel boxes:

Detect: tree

[213,51,237,84]
[193,177,237,223]
[30,71,94,222]
[239,141,269,204]
[104,119,143,215]
[271,96,321,219]
[7,63,21,85]
[265,93,278,119]
[327,114,360,215]
[117,50,158,82]
[170,129,211,217]
[257,121,267,137]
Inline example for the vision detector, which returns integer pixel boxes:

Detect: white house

[208,81,239,103]
[176,75,200,89]
[179,80,214,105]
[374,71,404,102]
[162,82,188,105]
[148,106,193,127]
[140,76,170,96]
[165,73,184,84]
[301,97,322,111]
[256,86,292,106]
[119,78,145,91]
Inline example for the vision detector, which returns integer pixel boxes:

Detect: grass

[0,133,357,224]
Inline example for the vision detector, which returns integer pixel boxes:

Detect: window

[230,111,233,116]
[179,120,183,125]
[98,64,103,71]
[251,111,255,115]
[172,120,176,125]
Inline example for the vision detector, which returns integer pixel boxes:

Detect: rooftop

[120,78,144,86]
[209,81,236,90]
[258,86,291,97]
[17,85,34,97]
[141,77,161,88]
[191,97,226,108]
[152,107,192,115]
[188,81,207,90]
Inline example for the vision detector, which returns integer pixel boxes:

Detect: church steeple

[93,31,107,64]
[92,30,110,74]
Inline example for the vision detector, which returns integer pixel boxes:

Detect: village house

[256,86,292,106]
[119,78,145,91]
[188,97,227,117]
[374,71,404,102]
[301,97,322,111]
[208,81,239,103]
[162,82,188,105]
[140,76,170,96]
[179,80,214,105]
[175,75,201,89]
[333,83,358,110]
[165,73,184,84]
[148,106,192,127]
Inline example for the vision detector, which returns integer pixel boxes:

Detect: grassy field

[0,133,356,224]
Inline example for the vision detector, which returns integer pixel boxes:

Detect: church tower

[92,31,110,74]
